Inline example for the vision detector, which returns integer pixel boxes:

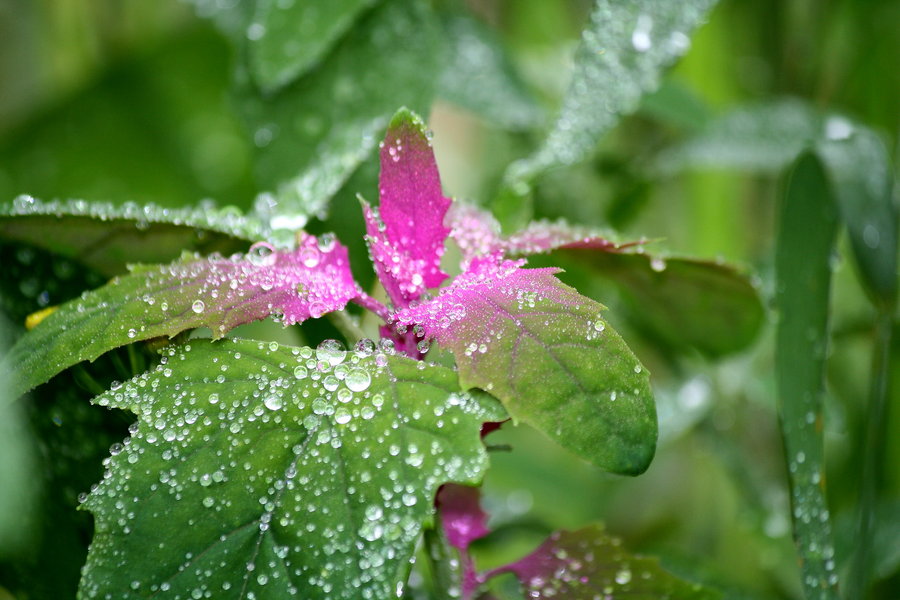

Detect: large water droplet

[316,339,346,365]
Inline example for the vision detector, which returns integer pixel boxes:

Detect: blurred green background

[0,0,897,598]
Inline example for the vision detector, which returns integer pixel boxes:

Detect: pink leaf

[446,203,642,265]
[485,524,720,599]
[436,484,491,552]
[368,108,451,306]
[154,233,360,337]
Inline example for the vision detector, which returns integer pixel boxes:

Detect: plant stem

[847,309,893,598]
[327,310,366,344]
[423,524,463,600]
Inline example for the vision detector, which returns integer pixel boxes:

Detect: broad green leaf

[559,252,765,358]
[437,11,544,130]
[775,153,840,599]
[243,0,443,225]
[249,0,381,92]
[395,261,656,475]
[4,238,359,398]
[817,127,897,307]
[502,0,718,199]
[81,339,505,599]
[489,523,721,599]
[0,197,267,277]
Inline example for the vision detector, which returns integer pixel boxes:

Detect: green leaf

[775,152,840,599]
[81,339,505,599]
[0,197,267,277]
[4,241,359,398]
[436,11,544,130]
[243,0,443,224]
[502,0,718,194]
[656,99,821,174]
[249,0,381,93]
[490,523,721,599]
[817,126,897,307]
[395,264,656,475]
[558,252,765,358]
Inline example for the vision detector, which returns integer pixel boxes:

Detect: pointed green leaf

[4,239,359,398]
[489,523,721,599]
[0,197,267,277]
[775,152,840,599]
[243,0,443,224]
[249,0,381,92]
[502,0,718,196]
[80,339,505,599]
[395,261,656,475]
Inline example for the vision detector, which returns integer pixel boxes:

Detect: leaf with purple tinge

[393,257,656,475]
[446,203,640,266]
[4,233,359,397]
[488,524,721,599]
[437,484,490,552]
[367,108,451,306]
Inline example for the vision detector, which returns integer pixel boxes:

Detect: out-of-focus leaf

[0,317,38,555]
[656,99,821,173]
[487,523,721,599]
[817,126,897,307]
[0,26,255,210]
[500,0,718,208]
[0,197,267,277]
[4,236,359,398]
[395,259,656,475]
[81,339,505,599]
[775,152,840,599]
[559,252,765,358]
[437,11,544,130]
[243,0,443,228]
[249,0,380,93]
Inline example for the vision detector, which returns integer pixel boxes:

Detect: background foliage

[0,0,897,598]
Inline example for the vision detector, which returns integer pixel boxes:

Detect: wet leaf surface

[775,153,840,598]
[81,339,505,599]
[395,259,656,475]
[364,109,451,306]
[0,197,267,277]
[489,523,721,599]
[5,236,359,397]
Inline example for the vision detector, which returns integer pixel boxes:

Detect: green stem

[847,309,893,598]
[327,310,366,344]
[423,524,463,600]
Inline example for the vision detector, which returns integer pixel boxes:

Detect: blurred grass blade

[775,152,840,599]
[817,126,898,308]
[498,0,718,219]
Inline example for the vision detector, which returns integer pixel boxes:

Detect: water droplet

[346,367,371,392]
[192,300,205,313]
[316,339,346,365]
[264,395,283,411]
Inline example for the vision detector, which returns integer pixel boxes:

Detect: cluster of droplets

[7,195,269,241]
[120,232,356,341]
[81,337,497,598]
